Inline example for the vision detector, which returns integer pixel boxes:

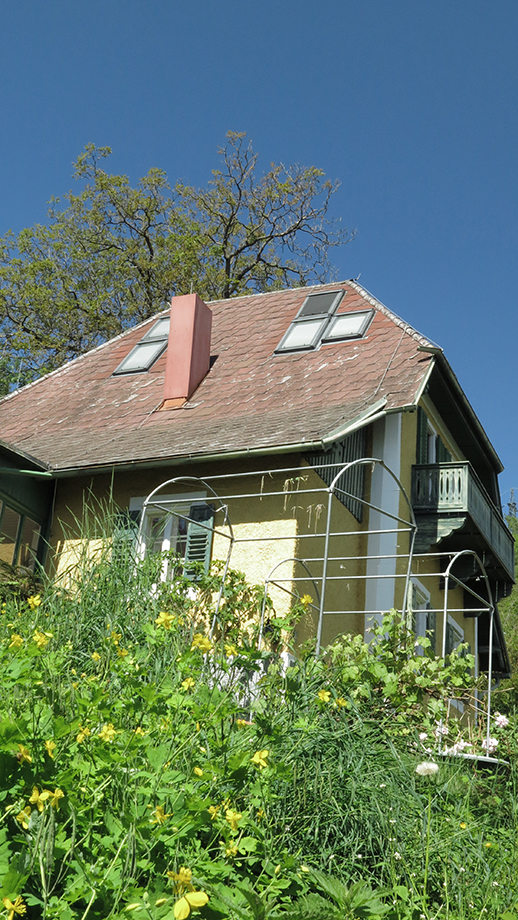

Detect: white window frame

[130,491,207,579]
[411,579,432,656]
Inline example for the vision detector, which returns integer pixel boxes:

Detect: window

[445,616,464,656]
[416,408,452,464]
[113,316,170,375]
[0,500,41,570]
[275,291,374,354]
[412,581,436,655]
[128,493,215,578]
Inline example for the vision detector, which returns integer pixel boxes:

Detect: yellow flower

[27,594,41,610]
[236,718,251,728]
[8,634,24,649]
[98,723,117,743]
[191,633,213,653]
[256,807,264,820]
[167,866,193,893]
[225,808,242,831]
[32,629,52,649]
[40,788,64,810]
[29,786,46,813]
[193,767,204,777]
[44,740,56,759]
[181,677,195,691]
[152,805,172,825]
[117,647,129,658]
[225,843,238,857]
[2,895,27,920]
[91,651,101,661]
[300,594,313,607]
[460,822,467,829]
[173,892,209,920]
[251,749,269,769]
[16,744,32,764]
[224,642,238,657]
[15,806,31,829]
[110,631,122,646]
[155,611,175,630]
[485,841,492,848]
[208,805,219,821]
[317,689,331,703]
[134,726,146,736]
[76,726,91,744]
[334,697,348,708]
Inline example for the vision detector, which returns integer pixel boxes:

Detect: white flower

[419,732,428,742]
[481,737,498,754]
[394,851,402,860]
[416,761,439,776]
[444,740,472,755]
[495,713,509,729]
[434,723,448,738]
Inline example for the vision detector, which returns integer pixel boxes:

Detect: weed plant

[0,508,517,919]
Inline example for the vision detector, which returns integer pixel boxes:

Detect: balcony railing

[412,463,515,580]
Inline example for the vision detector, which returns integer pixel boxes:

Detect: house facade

[0,281,512,676]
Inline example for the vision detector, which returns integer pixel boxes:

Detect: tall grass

[0,505,516,918]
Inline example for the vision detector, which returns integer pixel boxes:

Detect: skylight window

[113,317,170,375]
[275,291,374,354]
[321,310,373,343]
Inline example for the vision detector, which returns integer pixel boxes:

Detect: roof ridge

[205,279,349,306]
[346,280,441,348]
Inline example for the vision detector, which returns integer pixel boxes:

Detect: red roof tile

[0,281,434,471]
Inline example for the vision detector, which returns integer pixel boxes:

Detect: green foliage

[0,133,349,382]
[178,132,352,300]
[0,531,516,919]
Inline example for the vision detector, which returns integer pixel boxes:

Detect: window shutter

[113,509,141,561]
[436,438,452,463]
[416,408,428,464]
[184,503,215,577]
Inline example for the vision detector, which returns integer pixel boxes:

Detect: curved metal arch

[442,549,495,751]
[316,457,417,653]
[137,475,235,638]
[258,557,321,652]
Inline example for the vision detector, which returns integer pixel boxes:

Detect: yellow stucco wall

[48,411,479,663]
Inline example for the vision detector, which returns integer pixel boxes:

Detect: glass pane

[0,507,21,565]
[18,517,41,570]
[147,514,168,555]
[114,340,167,374]
[280,319,326,350]
[144,317,170,340]
[323,311,371,340]
[298,291,343,317]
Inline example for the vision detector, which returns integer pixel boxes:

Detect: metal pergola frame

[136,457,499,740]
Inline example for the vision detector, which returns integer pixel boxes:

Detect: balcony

[411,463,515,583]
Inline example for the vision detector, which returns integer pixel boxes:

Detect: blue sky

[1,0,517,506]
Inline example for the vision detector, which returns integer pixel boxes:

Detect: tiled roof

[0,281,434,472]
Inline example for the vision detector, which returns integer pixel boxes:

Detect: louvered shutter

[416,408,429,464]
[436,438,452,463]
[113,509,141,562]
[184,503,215,577]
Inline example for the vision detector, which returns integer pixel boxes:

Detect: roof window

[275,291,373,353]
[113,317,170,375]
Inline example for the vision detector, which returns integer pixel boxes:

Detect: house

[0,281,512,678]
